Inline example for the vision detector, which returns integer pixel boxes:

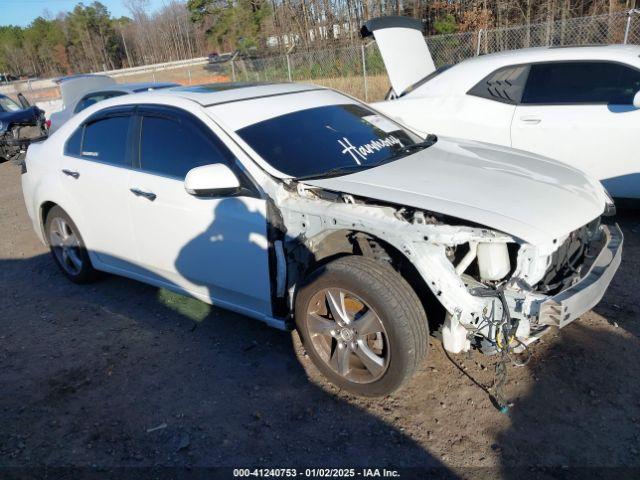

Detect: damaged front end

[274,183,622,357]
[0,104,48,164]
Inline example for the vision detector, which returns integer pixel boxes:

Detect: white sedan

[362,17,640,202]
[21,83,621,396]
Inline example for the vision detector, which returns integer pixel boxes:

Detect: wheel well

[40,201,57,228]
[305,230,446,332]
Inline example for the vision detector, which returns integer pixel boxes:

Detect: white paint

[184,163,240,195]
[369,26,436,96]
[308,136,608,245]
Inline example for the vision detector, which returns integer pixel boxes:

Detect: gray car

[49,75,178,133]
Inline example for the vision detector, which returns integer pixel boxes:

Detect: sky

[0,0,168,26]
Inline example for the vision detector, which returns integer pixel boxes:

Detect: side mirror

[634,90,640,109]
[184,163,241,197]
[17,93,31,109]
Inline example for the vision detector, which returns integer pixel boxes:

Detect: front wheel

[295,256,428,397]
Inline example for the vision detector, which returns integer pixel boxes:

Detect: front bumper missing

[538,224,623,328]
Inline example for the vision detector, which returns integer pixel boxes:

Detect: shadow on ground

[0,253,454,475]
[497,323,640,477]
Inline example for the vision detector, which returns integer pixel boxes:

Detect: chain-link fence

[479,10,634,56]
[5,9,640,110]
[226,8,640,100]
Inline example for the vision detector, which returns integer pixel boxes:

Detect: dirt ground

[1,161,639,477]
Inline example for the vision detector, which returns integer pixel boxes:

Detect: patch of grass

[157,288,211,323]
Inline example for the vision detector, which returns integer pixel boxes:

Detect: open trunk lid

[360,16,436,97]
[56,74,116,108]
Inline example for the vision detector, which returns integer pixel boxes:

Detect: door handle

[519,115,541,125]
[130,188,157,201]
[62,169,80,179]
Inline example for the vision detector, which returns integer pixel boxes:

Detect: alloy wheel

[305,288,390,384]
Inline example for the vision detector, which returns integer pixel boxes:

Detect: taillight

[45,119,51,129]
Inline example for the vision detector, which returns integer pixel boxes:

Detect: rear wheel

[295,256,428,397]
[45,206,98,284]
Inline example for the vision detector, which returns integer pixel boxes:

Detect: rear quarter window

[64,126,84,156]
[468,65,530,104]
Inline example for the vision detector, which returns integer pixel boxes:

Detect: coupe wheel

[45,206,98,283]
[295,256,428,397]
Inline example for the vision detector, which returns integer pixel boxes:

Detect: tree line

[0,0,635,78]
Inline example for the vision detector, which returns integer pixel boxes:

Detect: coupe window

[522,61,640,105]
[236,104,425,179]
[468,65,530,104]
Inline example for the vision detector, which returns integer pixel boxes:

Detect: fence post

[476,29,484,56]
[361,44,368,102]
[624,9,634,44]
[231,59,236,82]
[286,54,292,82]
[188,68,192,85]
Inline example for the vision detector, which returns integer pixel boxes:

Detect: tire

[295,256,428,397]
[45,206,98,284]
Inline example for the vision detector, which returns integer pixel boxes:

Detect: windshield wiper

[296,164,374,181]
[383,134,438,161]
[400,134,438,153]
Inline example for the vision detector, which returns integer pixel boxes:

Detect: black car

[0,93,47,163]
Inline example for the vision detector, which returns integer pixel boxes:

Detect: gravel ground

[1,161,639,477]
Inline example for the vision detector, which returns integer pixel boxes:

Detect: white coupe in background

[21,83,621,396]
[362,17,640,202]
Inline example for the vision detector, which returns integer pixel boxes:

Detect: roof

[469,44,640,66]
[167,82,323,106]
[113,81,179,92]
[406,44,640,97]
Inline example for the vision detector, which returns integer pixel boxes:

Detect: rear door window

[81,116,132,166]
[522,61,640,105]
[64,126,83,156]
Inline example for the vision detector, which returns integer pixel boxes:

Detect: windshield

[236,103,423,179]
[0,95,21,112]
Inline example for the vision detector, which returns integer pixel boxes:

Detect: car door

[60,106,137,270]
[126,105,272,316]
[511,61,640,199]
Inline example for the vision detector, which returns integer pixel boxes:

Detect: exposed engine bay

[0,95,48,163]
[271,181,620,360]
